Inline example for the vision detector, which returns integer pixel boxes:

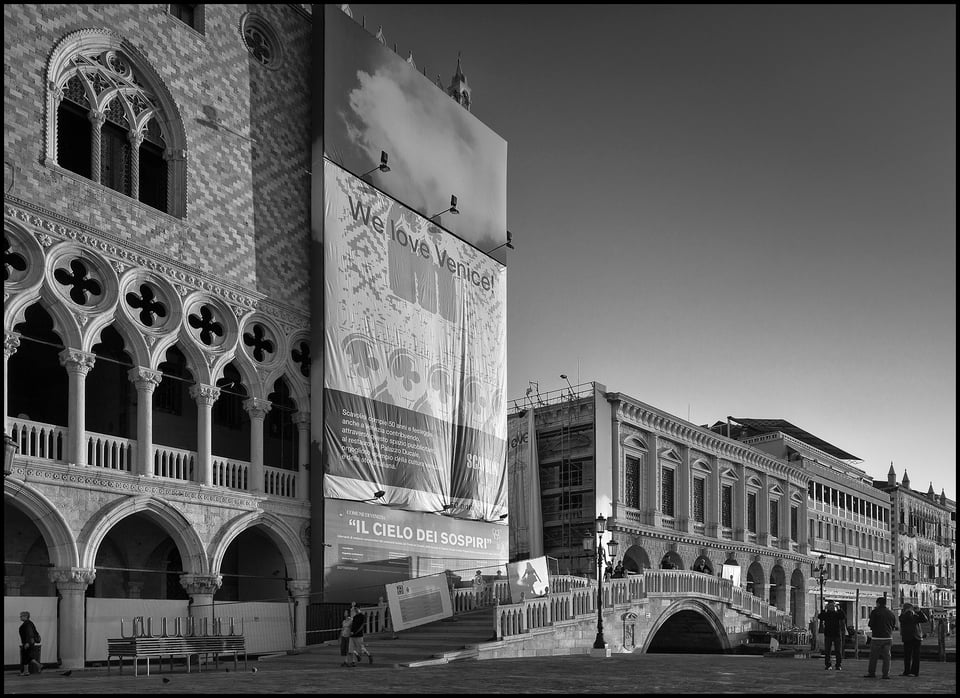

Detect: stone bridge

[479,569,796,658]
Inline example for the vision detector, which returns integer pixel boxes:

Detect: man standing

[818,600,847,670]
[898,602,928,676]
[864,596,898,679]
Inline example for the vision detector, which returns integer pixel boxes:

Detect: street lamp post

[814,553,827,613]
[583,514,619,650]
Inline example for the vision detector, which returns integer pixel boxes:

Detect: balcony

[9,417,301,500]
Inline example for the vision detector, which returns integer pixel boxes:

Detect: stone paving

[4,648,956,694]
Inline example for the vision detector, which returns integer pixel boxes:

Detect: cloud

[340,57,506,251]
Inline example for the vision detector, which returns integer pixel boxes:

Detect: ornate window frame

[45,29,188,218]
[239,12,284,71]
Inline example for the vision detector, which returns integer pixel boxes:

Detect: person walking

[348,606,373,666]
[472,570,488,608]
[864,596,898,679]
[18,611,42,676]
[818,600,847,670]
[338,609,353,667]
[898,602,928,677]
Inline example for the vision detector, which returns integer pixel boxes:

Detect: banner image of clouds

[324,5,508,259]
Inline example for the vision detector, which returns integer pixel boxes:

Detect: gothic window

[241,13,283,69]
[48,33,185,216]
[769,499,778,538]
[747,492,757,534]
[693,477,705,523]
[156,347,188,415]
[213,364,246,430]
[790,505,799,542]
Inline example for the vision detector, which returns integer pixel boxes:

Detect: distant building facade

[874,467,956,612]
[720,418,894,628]
[515,384,816,627]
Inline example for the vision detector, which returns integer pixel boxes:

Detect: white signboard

[384,572,454,632]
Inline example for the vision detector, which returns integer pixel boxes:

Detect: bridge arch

[642,598,730,654]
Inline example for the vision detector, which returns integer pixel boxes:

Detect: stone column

[189,384,219,487]
[287,579,311,651]
[128,130,144,200]
[243,397,271,494]
[58,349,96,467]
[49,567,96,670]
[128,367,161,477]
[180,574,223,634]
[4,332,21,434]
[89,111,106,185]
[292,411,310,501]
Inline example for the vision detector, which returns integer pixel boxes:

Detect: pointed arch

[208,511,310,581]
[77,495,207,574]
[4,479,80,569]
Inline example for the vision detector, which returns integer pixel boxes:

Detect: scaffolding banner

[323,160,507,519]
[507,410,543,559]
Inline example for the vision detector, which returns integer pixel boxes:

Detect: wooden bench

[107,636,246,676]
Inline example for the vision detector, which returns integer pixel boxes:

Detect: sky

[349,4,956,499]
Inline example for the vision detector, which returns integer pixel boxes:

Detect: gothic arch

[45,29,188,217]
[3,479,80,569]
[208,511,310,582]
[76,494,207,574]
[641,598,731,653]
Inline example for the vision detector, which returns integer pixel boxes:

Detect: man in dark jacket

[18,611,42,676]
[818,600,847,670]
[865,596,898,679]
[898,602,928,676]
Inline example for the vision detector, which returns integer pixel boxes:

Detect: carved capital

[88,110,106,128]
[287,579,311,598]
[58,348,96,374]
[179,574,223,596]
[48,567,97,589]
[189,384,220,406]
[128,129,145,148]
[243,397,272,419]
[4,332,21,359]
[128,366,162,390]
[291,411,310,428]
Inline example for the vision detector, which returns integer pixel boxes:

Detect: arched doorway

[622,545,651,573]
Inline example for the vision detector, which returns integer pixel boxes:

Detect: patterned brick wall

[3,4,311,311]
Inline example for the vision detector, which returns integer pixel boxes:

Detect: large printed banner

[323,160,507,520]
[323,5,508,261]
[324,499,508,603]
[507,410,543,559]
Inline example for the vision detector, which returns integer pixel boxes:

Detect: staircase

[370,608,497,667]
[302,608,497,668]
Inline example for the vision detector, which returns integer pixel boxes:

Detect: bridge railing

[493,568,795,642]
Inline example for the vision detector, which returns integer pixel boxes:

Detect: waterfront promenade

[4,649,956,694]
